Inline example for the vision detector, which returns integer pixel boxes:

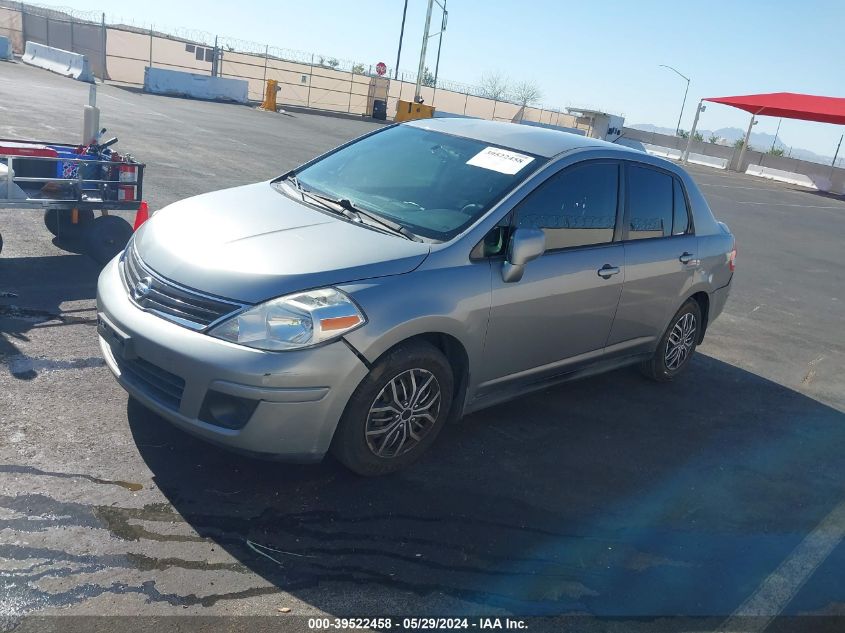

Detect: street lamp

[659,64,690,135]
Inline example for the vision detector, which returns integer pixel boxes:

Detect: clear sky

[51,0,845,156]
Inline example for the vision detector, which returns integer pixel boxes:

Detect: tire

[44,208,94,239]
[84,215,133,265]
[331,340,453,476]
[0,232,3,255]
[640,299,702,382]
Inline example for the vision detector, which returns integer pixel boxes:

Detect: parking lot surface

[1,62,844,627]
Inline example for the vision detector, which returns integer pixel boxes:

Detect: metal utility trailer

[0,138,146,264]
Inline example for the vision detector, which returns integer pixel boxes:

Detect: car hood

[134,182,431,303]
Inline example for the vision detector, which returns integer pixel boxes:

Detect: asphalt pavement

[1,61,844,631]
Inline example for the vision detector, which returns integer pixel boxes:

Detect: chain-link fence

[1,0,580,124]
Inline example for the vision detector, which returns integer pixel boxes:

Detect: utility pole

[414,0,434,103]
[433,0,448,87]
[394,0,408,80]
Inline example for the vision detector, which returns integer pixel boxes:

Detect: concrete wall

[742,150,845,194]
[0,5,23,54]
[624,126,845,193]
[623,127,736,161]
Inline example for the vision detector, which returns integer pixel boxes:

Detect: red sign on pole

[375,62,387,76]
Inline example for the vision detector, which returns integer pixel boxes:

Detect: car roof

[404,117,637,158]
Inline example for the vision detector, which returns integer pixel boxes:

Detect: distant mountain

[629,123,834,164]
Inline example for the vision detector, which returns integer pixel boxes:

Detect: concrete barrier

[0,36,12,61]
[745,165,818,190]
[643,144,682,161]
[687,152,729,170]
[642,144,729,170]
[21,41,93,81]
[143,67,249,103]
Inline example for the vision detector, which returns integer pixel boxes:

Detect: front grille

[116,354,185,411]
[122,244,243,330]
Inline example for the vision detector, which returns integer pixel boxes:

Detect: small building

[566,108,625,141]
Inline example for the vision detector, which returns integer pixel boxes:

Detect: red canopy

[704,92,845,125]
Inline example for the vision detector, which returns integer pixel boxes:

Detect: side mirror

[502,228,545,283]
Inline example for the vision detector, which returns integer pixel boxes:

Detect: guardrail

[21,41,94,82]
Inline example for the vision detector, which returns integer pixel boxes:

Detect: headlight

[208,287,365,351]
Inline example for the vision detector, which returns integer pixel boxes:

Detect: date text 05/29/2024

[307,617,528,630]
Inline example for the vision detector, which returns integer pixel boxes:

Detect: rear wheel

[85,215,133,265]
[640,299,702,382]
[44,208,94,239]
[331,340,453,476]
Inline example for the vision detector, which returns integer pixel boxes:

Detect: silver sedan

[97,118,735,475]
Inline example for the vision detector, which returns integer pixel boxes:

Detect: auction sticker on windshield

[466,146,534,175]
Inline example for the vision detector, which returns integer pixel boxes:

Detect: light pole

[659,64,690,136]
[394,0,408,80]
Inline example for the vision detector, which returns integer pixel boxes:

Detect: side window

[673,179,691,235]
[627,165,673,240]
[515,162,619,250]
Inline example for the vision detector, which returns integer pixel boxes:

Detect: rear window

[627,165,673,240]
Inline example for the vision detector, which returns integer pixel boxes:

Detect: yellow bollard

[260,79,279,111]
[394,99,435,122]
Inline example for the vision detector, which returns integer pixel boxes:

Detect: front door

[478,161,624,393]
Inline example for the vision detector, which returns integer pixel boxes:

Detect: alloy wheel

[365,368,442,458]
[664,312,697,370]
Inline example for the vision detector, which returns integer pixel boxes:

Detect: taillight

[728,242,737,272]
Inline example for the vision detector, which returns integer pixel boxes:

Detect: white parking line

[715,500,845,633]
[732,201,844,209]
[700,184,805,192]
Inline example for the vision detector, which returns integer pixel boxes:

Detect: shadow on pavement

[0,252,100,379]
[127,354,845,617]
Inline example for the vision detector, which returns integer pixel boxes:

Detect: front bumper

[96,257,369,461]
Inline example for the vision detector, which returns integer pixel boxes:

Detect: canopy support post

[736,111,759,173]
[682,101,704,163]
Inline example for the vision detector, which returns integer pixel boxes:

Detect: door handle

[679,252,697,265]
[597,264,620,279]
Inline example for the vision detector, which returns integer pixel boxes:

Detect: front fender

[339,261,492,386]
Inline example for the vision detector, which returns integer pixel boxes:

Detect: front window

[292,125,546,241]
[514,162,619,250]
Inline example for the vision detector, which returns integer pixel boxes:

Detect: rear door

[606,163,698,352]
[478,161,625,392]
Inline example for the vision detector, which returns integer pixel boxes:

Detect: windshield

[293,125,546,241]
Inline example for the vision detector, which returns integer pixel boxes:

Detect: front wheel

[331,341,453,476]
[640,299,702,382]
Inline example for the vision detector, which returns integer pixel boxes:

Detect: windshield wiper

[287,177,421,242]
